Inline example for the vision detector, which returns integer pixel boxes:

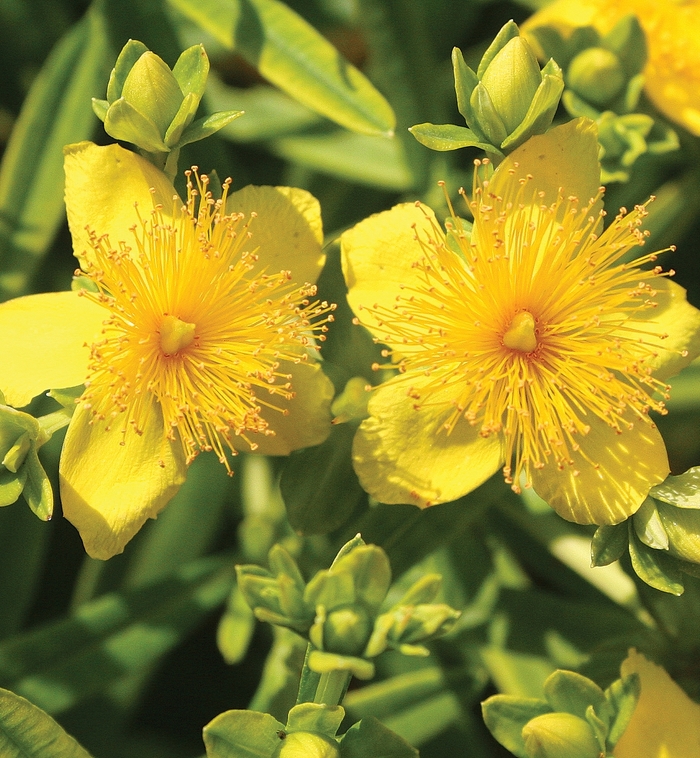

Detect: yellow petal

[59,401,187,560]
[626,278,700,381]
[352,378,504,507]
[531,414,669,524]
[614,649,700,758]
[0,291,105,407]
[488,118,601,209]
[64,141,177,267]
[341,202,437,349]
[226,185,324,285]
[234,359,334,456]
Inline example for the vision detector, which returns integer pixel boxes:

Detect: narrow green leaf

[203,710,285,758]
[167,0,395,136]
[20,447,53,521]
[451,47,479,125]
[0,556,234,713]
[216,585,256,665]
[409,122,495,152]
[0,6,109,300]
[0,687,94,758]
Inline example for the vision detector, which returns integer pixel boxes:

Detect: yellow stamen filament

[77,169,335,469]
[361,164,678,493]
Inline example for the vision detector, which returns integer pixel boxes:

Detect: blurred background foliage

[1,0,700,756]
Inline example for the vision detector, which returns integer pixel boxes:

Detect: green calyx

[236,536,460,679]
[409,21,563,159]
[92,40,242,178]
[483,668,640,758]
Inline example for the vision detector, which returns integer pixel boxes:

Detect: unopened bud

[522,712,601,758]
[273,732,340,758]
[568,47,625,106]
[657,502,700,564]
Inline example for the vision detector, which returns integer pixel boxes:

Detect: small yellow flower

[614,649,700,758]
[0,142,335,559]
[523,0,700,136]
[341,119,700,524]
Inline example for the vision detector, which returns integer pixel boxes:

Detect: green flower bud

[322,605,373,656]
[522,712,601,758]
[272,732,340,758]
[656,502,700,564]
[568,47,626,107]
[481,37,542,135]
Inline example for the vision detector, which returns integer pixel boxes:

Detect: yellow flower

[0,142,335,559]
[614,649,700,757]
[341,119,700,524]
[523,0,700,136]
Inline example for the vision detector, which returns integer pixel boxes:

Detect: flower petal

[614,649,700,758]
[234,360,334,456]
[627,277,700,381]
[531,415,669,524]
[352,377,504,507]
[226,185,324,285]
[64,141,177,267]
[0,291,105,407]
[59,401,187,560]
[341,202,437,347]
[488,118,601,208]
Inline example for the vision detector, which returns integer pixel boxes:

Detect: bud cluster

[92,40,242,177]
[409,21,563,159]
[236,536,460,679]
[482,668,639,758]
[526,15,678,182]
[592,467,700,595]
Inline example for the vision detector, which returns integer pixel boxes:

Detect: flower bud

[568,47,625,107]
[480,38,542,135]
[322,605,373,656]
[272,732,341,758]
[522,712,601,758]
[656,502,700,564]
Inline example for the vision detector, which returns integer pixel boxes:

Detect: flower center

[502,311,537,353]
[159,315,196,355]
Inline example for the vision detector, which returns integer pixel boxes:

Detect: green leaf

[591,523,628,567]
[203,709,285,758]
[20,447,53,521]
[0,556,233,714]
[632,497,669,550]
[481,695,552,758]
[103,98,169,152]
[286,703,344,736]
[627,522,684,595]
[177,110,244,148]
[605,673,640,748]
[172,44,209,100]
[650,467,700,509]
[217,585,256,665]
[408,122,495,152]
[106,38,149,103]
[280,423,366,536]
[0,687,94,757]
[451,47,479,125]
[543,670,606,721]
[271,131,412,191]
[340,717,418,758]
[90,98,109,121]
[0,6,109,299]
[0,467,26,507]
[167,0,395,136]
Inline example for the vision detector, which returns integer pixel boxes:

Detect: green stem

[313,669,352,706]
[37,408,72,438]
